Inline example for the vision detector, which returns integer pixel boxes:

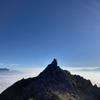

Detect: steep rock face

[0,59,100,100]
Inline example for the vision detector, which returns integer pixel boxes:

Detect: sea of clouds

[0,67,44,93]
[0,67,100,94]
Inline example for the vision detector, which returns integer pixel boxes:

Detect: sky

[0,0,100,69]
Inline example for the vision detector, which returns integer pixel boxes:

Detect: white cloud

[0,67,44,93]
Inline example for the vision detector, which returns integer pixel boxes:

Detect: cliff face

[0,59,100,100]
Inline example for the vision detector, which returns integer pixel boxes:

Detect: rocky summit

[0,59,100,100]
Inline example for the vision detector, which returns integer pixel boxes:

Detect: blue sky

[0,0,100,68]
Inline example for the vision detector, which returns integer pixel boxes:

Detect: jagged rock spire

[51,58,58,67]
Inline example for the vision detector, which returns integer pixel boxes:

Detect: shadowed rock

[51,59,58,67]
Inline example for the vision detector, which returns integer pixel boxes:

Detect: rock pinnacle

[51,58,58,67]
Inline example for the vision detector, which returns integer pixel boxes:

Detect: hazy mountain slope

[0,68,9,71]
[0,68,20,75]
[75,68,100,72]
[0,59,100,100]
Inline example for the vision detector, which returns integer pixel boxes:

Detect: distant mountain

[75,68,100,72]
[0,68,20,75]
[0,68,10,71]
[0,59,100,100]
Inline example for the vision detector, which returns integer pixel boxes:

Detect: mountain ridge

[0,59,100,100]
[74,68,100,72]
[0,68,10,71]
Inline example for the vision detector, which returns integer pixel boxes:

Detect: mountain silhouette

[0,68,20,75]
[0,59,100,100]
[0,68,10,71]
[75,68,100,72]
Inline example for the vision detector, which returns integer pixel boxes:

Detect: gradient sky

[0,0,100,68]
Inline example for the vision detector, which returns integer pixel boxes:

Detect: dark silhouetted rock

[51,58,58,67]
[0,59,100,100]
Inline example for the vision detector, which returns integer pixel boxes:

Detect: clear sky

[0,0,100,68]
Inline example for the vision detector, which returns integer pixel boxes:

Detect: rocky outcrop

[0,59,100,100]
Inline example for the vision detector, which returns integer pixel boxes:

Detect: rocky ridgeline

[0,59,100,100]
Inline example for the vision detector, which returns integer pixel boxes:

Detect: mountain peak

[41,58,59,74]
[1,59,100,100]
[39,58,60,77]
[51,58,58,67]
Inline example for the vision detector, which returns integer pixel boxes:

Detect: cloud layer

[0,67,100,94]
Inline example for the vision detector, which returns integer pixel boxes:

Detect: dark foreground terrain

[0,59,100,100]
